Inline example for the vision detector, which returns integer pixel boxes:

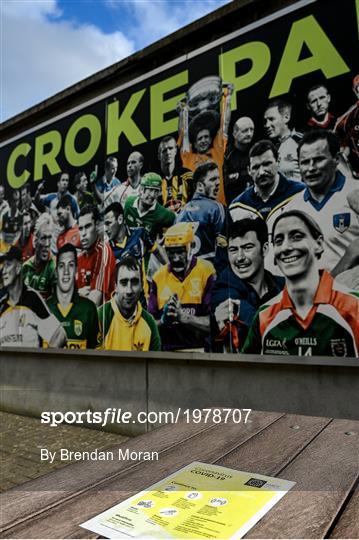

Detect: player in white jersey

[266,130,359,274]
[105,152,143,208]
[0,247,66,348]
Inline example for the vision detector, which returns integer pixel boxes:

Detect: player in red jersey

[335,75,359,178]
[77,205,116,306]
[56,195,81,250]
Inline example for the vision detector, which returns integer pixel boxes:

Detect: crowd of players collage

[1,74,359,357]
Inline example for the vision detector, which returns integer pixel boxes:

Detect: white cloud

[1,0,230,122]
[1,0,135,121]
[107,0,230,49]
[2,0,61,21]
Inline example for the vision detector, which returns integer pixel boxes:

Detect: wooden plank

[0,415,214,531]
[244,418,359,539]
[2,410,282,538]
[329,487,359,539]
[217,413,331,475]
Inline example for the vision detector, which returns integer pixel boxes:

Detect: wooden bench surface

[1,410,358,539]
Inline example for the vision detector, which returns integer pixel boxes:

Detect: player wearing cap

[124,173,176,240]
[148,223,216,351]
[97,256,161,351]
[47,244,99,349]
[0,246,66,348]
[242,210,359,357]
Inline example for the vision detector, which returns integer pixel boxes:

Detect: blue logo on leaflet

[333,213,350,233]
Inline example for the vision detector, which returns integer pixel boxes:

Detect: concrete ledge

[1,346,357,367]
[0,349,147,436]
[1,348,358,435]
[148,359,359,424]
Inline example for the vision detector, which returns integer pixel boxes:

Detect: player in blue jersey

[176,161,227,264]
[211,218,284,352]
[229,140,304,223]
[90,156,121,207]
[103,202,167,299]
[267,130,359,274]
[104,202,167,265]
[34,171,79,219]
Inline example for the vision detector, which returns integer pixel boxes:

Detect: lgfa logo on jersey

[333,213,350,233]
[74,320,83,336]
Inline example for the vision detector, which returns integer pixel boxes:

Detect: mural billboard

[1,0,359,357]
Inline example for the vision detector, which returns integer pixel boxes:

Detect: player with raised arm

[178,77,233,204]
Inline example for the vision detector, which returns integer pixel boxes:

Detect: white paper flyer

[81,461,295,538]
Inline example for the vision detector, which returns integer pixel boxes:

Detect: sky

[1,0,231,122]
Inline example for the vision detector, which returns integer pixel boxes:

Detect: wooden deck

[0,410,358,538]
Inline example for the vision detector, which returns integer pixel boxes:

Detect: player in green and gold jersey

[47,243,99,349]
[98,256,160,351]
